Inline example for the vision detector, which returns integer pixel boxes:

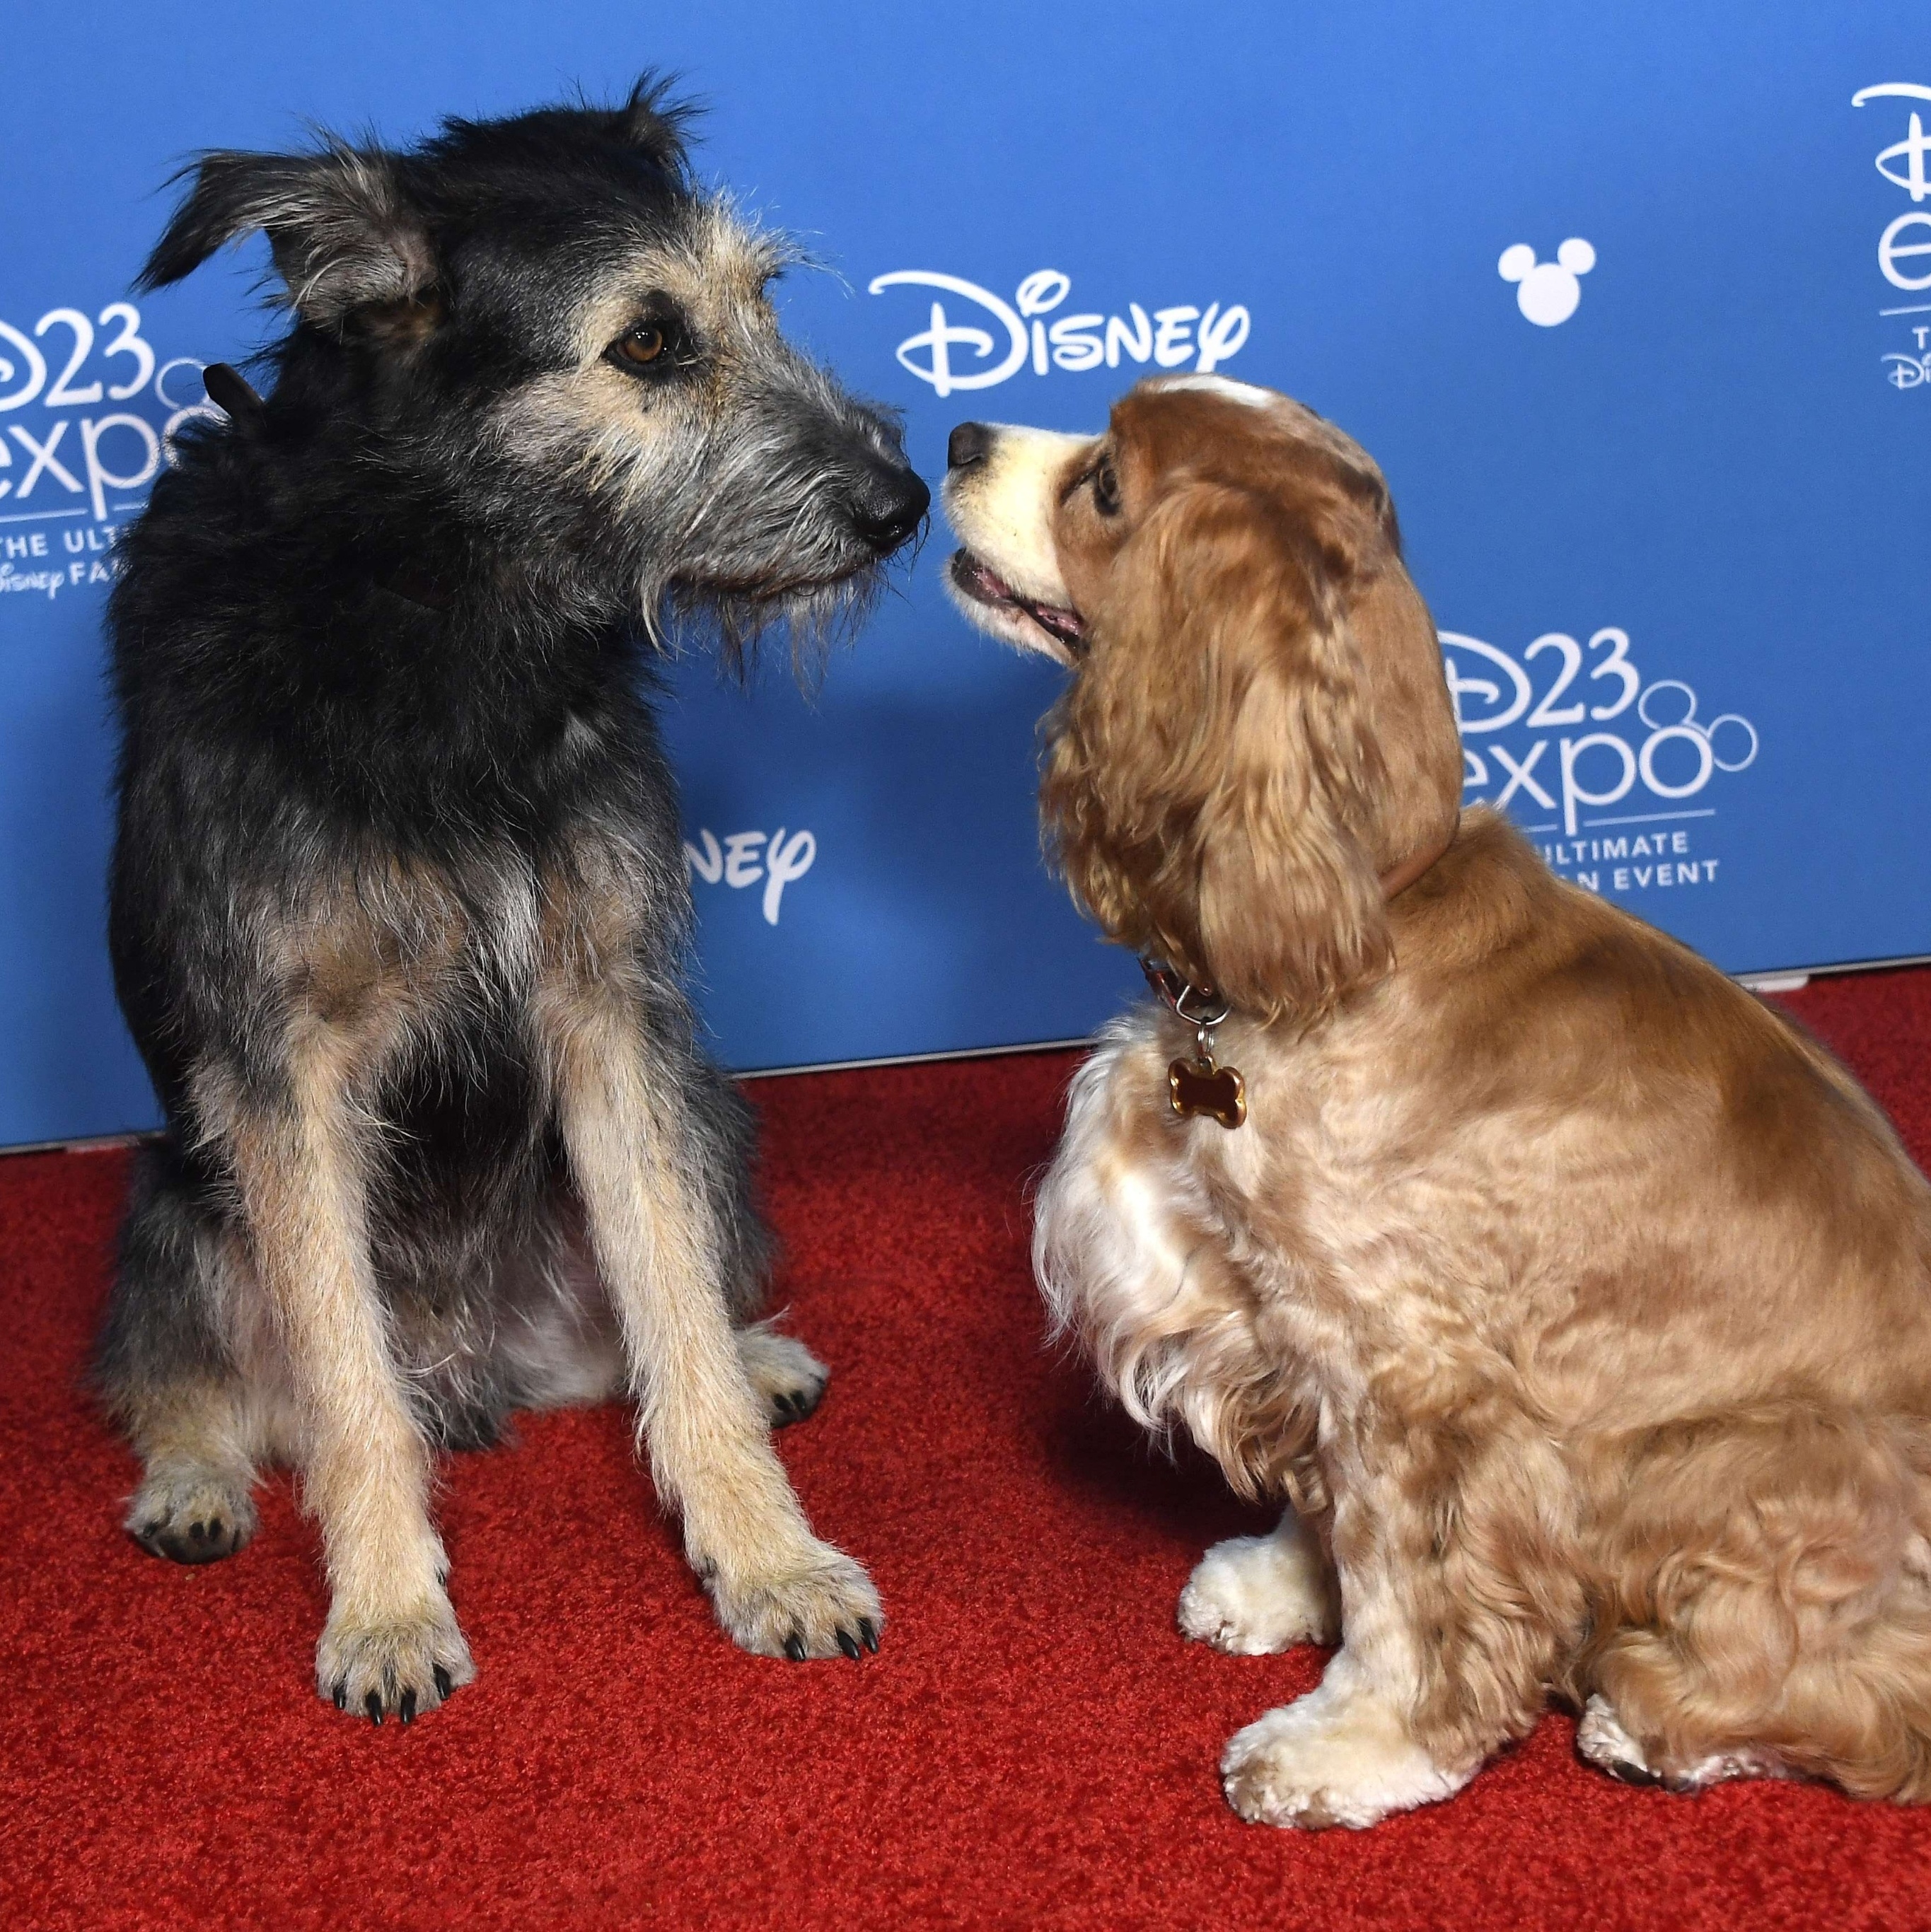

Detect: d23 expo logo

[0,300,216,603]
[867,267,1251,398]
[1853,83,1931,390]
[1443,627,1758,897]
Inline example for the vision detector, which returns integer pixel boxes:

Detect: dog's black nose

[850,464,931,555]
[948,422,993,472]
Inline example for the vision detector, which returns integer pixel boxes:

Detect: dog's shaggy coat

[941,375,1931,1826]
[97,84,929,1721]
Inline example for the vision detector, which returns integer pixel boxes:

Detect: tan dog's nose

[947,421,993,471]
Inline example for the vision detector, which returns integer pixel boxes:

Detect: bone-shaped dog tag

[1169,1055,1246,1129]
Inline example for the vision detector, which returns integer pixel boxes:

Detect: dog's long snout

[847,453,931,556]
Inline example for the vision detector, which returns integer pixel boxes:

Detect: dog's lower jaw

[1220,1660,1474,1829]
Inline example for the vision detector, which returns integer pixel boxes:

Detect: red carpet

[4,967,1931,1930]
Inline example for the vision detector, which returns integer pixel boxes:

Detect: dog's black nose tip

[853,468,931,554]
[948,422,993,472]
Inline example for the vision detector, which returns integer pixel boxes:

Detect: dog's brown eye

[1091,459,1121,516]
[613,324,666,366]
[607,317,691,376]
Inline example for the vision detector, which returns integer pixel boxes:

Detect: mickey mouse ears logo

[1498,238,1596,326]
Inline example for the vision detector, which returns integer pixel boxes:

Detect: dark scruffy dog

[97,81,928,1723]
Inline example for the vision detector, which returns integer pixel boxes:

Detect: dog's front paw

[736,1320,830,1427]
[316,1597,475,1724]
[1220,1684,1468,1829]
[1178,1527,1338,1653]
[708,1544,881,1661]
[126,1463,258,1566]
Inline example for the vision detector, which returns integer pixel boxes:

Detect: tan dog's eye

[1091,458,1121,516]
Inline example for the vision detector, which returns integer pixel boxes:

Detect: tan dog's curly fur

[940,375,1931,1827]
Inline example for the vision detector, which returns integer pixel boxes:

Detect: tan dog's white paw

[1220,1680,1468,1828]
[1178,1525,1338,1654]
[709,1543,882,1661]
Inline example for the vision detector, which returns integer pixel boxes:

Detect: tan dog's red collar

[1377,822,1456,904]
[1138,825,1454,1131]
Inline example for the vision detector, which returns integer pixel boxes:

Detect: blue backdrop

[1,1,1926,1145]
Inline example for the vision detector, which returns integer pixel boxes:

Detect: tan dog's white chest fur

[947,376,1931,1827]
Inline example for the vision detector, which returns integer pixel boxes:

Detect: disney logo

[1854,83,1931,291]
[683,825,816,925]
[866,267,1251,398]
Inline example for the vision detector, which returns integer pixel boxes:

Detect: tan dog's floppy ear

[1042,481,1391,1023]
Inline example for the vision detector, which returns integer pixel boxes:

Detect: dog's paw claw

[317,1602,472,1725]
[125,1467,257,1566]
[737,1324,830,1429]
[711,1545,883,1662]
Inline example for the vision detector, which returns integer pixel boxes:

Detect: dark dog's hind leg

[737,1320,830,1427]
[98,1144,264,1564]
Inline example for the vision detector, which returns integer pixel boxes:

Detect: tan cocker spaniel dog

[941,375,1931,1828]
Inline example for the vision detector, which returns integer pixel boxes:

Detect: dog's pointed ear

[137,143,434,328]
[615,72,699,173]
[1042,481,1391,1023]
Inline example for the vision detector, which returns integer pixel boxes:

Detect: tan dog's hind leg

[1180,1508,1340,1654]
[1575,1409,1931,1800]
[540,975,879,1660]
[216,1039,472,1722]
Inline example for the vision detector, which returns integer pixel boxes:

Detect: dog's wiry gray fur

[95,81,923,1719]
